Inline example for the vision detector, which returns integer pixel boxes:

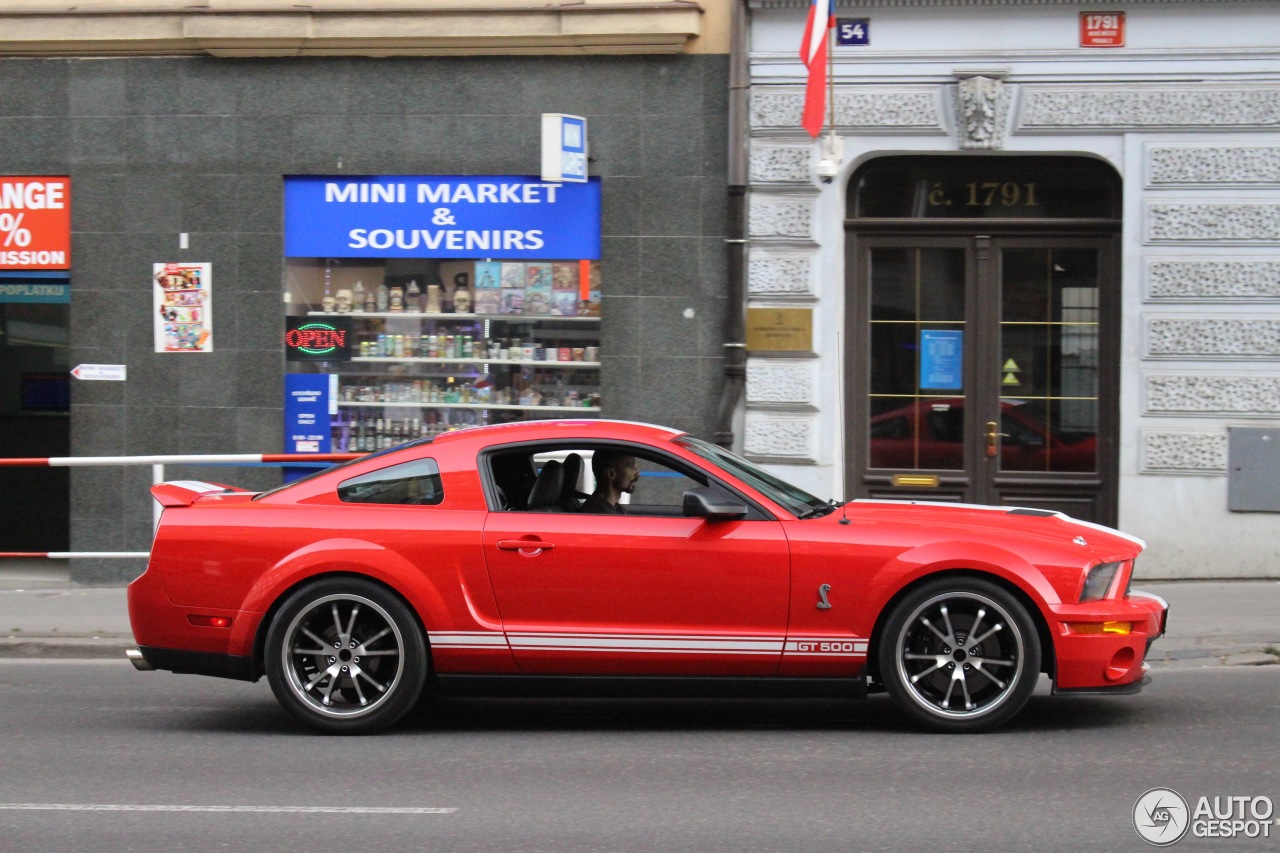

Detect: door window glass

[868,247,966,470]
[998,249,1098,472]
[491,445,711,516]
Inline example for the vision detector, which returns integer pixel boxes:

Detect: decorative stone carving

[1146,374,1280,415]
[1146,318,1280,358]
[1148,204,1280,243]
[748,253,813,296]
[744,413,815,458]
[749,143,812,184]
[954,75,1010,150]
[751,89,943,132]
[748,194,814,239]
[1019,87,1280,131]
[1142,430,1228,474]
[746,360,814,404]
[1149,147,1280,186]
[1146,260,1280,301]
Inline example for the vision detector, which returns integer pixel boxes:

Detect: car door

[481,444,791,676]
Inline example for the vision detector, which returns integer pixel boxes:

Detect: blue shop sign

[284,373,333,455]
[0,272,70,304]
[284,176,601,260]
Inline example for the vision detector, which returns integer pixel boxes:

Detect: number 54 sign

[836,18,870,46]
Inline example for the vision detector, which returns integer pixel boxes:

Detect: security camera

[816,159,839,183]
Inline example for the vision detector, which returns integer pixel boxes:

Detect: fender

[861,539,1062,627]
[241,537,452,633]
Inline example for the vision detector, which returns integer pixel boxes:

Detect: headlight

[1080,561,1122,602]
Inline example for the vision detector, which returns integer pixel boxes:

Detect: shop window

[283,176,602,454]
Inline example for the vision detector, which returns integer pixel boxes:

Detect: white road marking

[0,804,457,814]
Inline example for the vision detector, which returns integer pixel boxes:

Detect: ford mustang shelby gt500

[128,420,1167,733]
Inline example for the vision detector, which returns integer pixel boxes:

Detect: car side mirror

[682,488,748,521]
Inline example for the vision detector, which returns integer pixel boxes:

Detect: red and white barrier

[0,552,151,559]
[0,452,365,559]
[0,453,361,467]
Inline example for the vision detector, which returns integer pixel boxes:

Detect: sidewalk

[1,580,1276,666]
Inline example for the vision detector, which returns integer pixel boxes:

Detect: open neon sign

[285,317,353,361]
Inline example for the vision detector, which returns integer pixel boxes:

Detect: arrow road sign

[71,364,127,381]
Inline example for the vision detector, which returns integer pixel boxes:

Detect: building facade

[742,0,1280,578]
[0,0,732,584]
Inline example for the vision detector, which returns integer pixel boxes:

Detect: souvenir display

[286,258,602,448]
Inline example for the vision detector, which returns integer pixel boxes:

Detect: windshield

[675,436,827,518]
[253,437,435,501]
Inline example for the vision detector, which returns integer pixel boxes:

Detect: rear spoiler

[150,480,240,508]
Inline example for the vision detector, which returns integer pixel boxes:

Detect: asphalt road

[1,662,1277,853]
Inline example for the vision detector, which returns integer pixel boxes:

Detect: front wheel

[878,577,1041,733]
[265,577,428,734]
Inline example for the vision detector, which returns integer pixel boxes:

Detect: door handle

[985,421,1009,458]
[497,539,555,553]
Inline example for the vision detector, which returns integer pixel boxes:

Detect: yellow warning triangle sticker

[1002,358,1020,372]
[1002,373,1020,386]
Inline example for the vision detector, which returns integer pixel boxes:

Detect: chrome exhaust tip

[126,648,155,671]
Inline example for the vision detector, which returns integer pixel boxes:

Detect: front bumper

[1049,590,1168,691]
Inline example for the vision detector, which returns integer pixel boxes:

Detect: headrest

[526,460,564,509]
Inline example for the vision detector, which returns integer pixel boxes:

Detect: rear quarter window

[338,458,444,505]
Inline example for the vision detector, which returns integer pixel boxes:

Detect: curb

[1147,645,1280,669]
[0,637,135,659]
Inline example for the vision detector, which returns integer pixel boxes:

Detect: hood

[844,499,1145,562]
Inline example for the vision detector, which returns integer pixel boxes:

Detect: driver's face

[614,457,640,493]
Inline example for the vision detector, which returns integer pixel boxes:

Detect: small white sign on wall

[541,114,588,183]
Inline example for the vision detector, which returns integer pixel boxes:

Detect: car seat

[557,453,586,512]
[525,460,564,512]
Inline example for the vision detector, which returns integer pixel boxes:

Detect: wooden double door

[845,233,1120,525]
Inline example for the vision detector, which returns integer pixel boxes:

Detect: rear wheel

[265,577,427,734]
[878,577,1041,732]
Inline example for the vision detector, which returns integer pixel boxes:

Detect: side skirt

[431,674,868,700]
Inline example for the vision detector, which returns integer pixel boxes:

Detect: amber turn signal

[1068,621,1131,635]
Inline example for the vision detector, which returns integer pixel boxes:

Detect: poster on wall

[153,262,212,352]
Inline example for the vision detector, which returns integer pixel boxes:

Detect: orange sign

[0,176,71,270]
[1080,11,1125,48]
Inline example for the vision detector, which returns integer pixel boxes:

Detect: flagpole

[827,19,835,134]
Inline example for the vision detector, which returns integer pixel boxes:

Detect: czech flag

[799,0,834,137]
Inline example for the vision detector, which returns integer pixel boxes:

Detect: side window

[627,456,706,516]
[338,458,443,505]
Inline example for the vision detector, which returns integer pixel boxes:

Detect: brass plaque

[746,308,813,352]
[892,474,940,487]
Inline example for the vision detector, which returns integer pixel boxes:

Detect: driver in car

[580,450,639,515]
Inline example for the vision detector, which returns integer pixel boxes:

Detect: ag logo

[1134,788,1190,846]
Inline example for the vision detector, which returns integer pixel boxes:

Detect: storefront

[0,176,71,553]
[282,175,603,455]
[742,0,1280,578]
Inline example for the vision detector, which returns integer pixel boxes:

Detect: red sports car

[128,420,1167,734]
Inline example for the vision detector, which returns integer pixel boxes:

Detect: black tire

[265,577,428,734]
[878,577,1041,733]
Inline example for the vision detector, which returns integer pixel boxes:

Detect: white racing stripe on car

[0,803,457,815]
[428,631,511,650]
[784,638,869,657]
[427,630,868,657]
